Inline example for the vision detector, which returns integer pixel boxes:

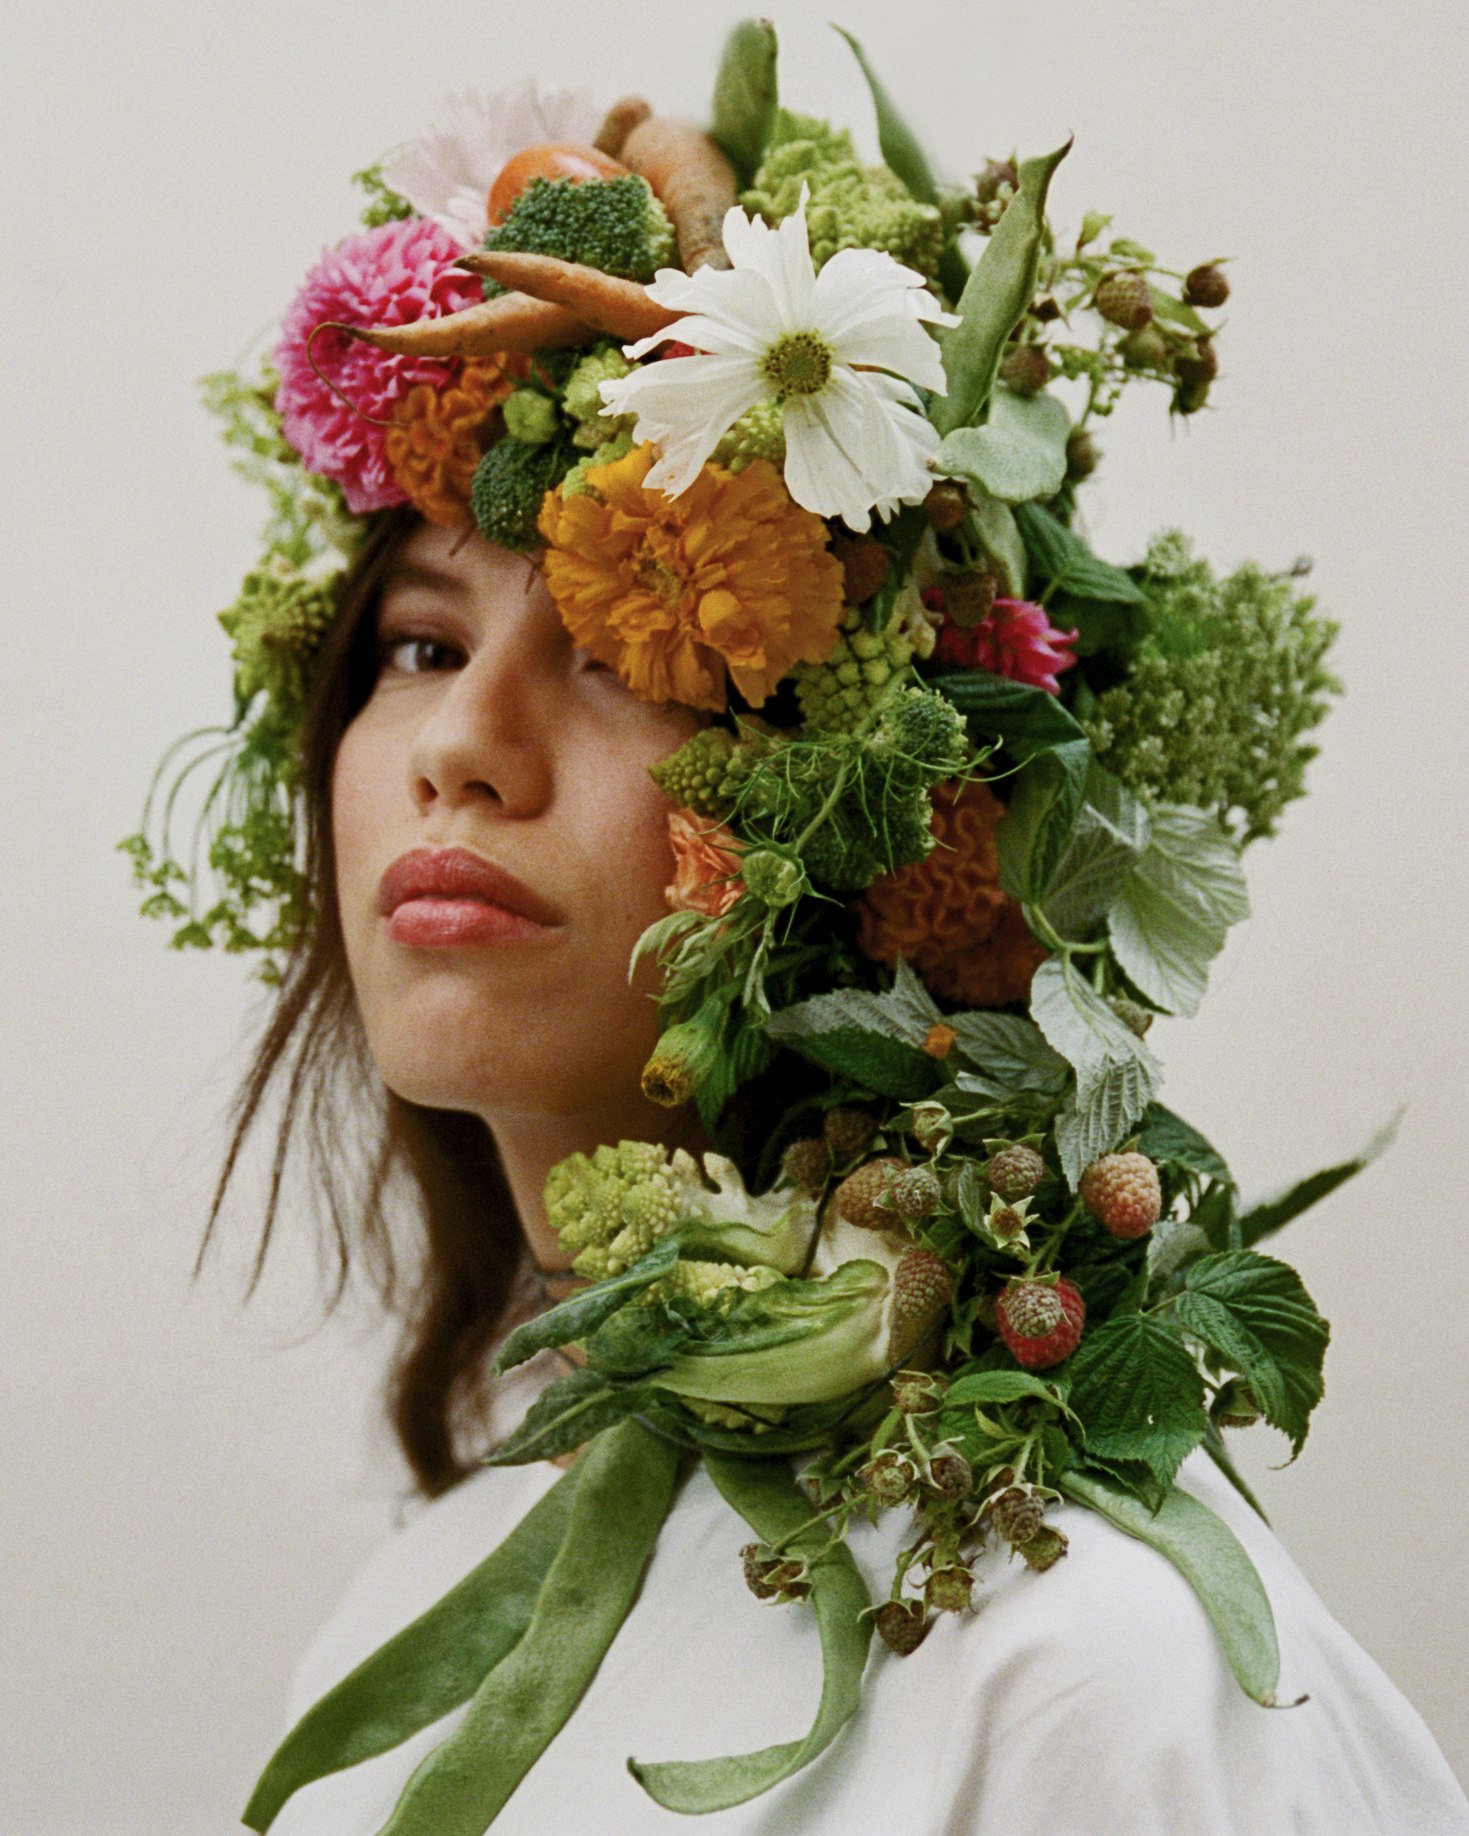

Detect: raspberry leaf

[1065,1310,1208,1486]
[1029,958,1162,1185]
[1035,763,1152,939]
[1175,1251,1329,1459]
[1108,802,1250,1016]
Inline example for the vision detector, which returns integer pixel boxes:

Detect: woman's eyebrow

[380,558,470,598]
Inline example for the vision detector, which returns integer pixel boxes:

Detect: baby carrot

[618,115,739,271]
[593,95,652,159]
[455,251,679,341]
[335,294,591,359]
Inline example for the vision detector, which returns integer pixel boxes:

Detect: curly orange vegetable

[455,251,679,342]
[617,115,739,272]
[487,142,629,225]
[331,294,592,359]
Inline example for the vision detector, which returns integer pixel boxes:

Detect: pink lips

[378,846,562,948]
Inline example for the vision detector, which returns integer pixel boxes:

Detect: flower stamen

[762,331,834,399]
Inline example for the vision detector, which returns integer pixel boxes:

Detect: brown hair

[201,506,532,1499]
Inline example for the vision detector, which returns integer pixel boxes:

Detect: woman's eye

[378,635,464,675]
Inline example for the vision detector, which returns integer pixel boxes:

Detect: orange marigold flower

[665,808,744,917]
[384,355,524,526]
[854,778,1047,1007]
[536,444,845,712]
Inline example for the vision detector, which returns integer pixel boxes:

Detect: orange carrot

[333,294,592,359]
[455,252,679,342]
[594,96,652,159]
[486,142,629,226]
[618,115,739,272]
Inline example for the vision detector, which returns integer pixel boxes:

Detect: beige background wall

[3,0,1465,1827]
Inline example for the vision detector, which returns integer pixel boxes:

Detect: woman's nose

[406,609,558,820]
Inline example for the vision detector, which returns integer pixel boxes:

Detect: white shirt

[269,1353,1469,1835]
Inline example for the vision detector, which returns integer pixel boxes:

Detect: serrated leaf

[947,1010,1070,1091]
[945,1369,1078,1421]
[926,669,1089,762]
[1039,764,1151,939]
[1030,958,1162,1184]
[1176,1250,1330,1458]
[1045,586,1152,659]
[764,963,944,1097]
[936,388,1071,504]
[1109,803,1249,1016]
[1234,1108,1403,1248]
[767,1026,939,1099]
[1065,1311,1208,1486]
[1014,501,1145,603]
[995,740,1092,902]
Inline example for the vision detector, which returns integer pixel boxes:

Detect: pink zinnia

[274,218,483,513]
[930,593,1079,696]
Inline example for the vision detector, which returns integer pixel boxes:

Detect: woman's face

[332,520,706,1122]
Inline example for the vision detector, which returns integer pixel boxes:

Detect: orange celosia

[665,808,744,917]
[854,778,1047,1007]
[384,355,525,525]
[536,444,845,712]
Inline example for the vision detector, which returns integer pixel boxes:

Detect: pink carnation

[274,218,483,513]
[930,595,1079,696]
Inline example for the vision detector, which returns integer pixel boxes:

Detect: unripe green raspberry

[1017,1525,1069,1571]
[998,344,1051,395]
[986,1142,1047,1202]
[988,1484,1045,1546]
[780,1136,833,1195]
[891,1369,948,1414]
[908,1103,952,1155]
[875,1598,930,1655]
[824,1106,880,1162]
[924,1449,974,1500]
[502,389,561,445]
[858,1448,919,1505]
[925,1564,975,1613]
[1121,324,1172,370]
[1095,270,1154,331]
[1065,429,1100,480]
[1109,996,1155,1037]
[890,1164,944,1222]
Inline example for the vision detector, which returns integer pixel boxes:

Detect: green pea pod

[710,18,779,186]
[374,1418,682,1835]
[933,139,1072,436]
[831,25,938,203]
[242,1464,581,1832]
[1059,1467,1283,1705]
[628,1454,872,1813]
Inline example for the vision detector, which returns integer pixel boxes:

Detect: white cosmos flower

[598,188,961,533]
[380,80,602,249]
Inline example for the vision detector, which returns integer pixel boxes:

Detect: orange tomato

[487,143,630,225]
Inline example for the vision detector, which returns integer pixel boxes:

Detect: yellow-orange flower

[384,355,524,525]
[665,808,744,917]
[854,778,1047,1007]
[536,444,845,712]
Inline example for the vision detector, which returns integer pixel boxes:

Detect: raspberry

[1018,1525,1069,1571]
[823,1106,880,1162]
[995,1276,1085,1369]
[1079,1152,1162,1239]
[924,481,968,529]
[988,1484,1045,1546]
[1094,270,1154,331]
[986,1142,1047,1202]
[924,1449,974,1500]
[890,1164,944,1221]
[925,1564,975,1614]
[858,1449,919,1505]
[1184,263,1230,308]
[887,1249,957,1363]
[998,344,1051,395]
[875,1598,930,1655]
[835,1155,908,1228]
[780,1136,833,1194]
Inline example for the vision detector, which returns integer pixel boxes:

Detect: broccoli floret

[1079,531,1342,842]
[480,175,675,289]
[469,436,576,551]
[869,686,971,788]
[741,110,945,279]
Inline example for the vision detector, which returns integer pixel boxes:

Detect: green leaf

[926,669,1089,762]
[1029,958,1162,1184]
[995,741,1093,902]
[378,1421,682,1835]
[764,962,945,1098]
[1045,586,1152,659]
[482,1368,652,1467]
[1013,501,1145,603]
[969,488,1028,596]
[945,1369,1078,1422]
[1065,1311,1208,1487]
[936,389,1070,504]
[241,1466,581,1831]
[1059,1467,1282,1705]
[1176,1250,1330,1458]
[493,1237,681,1374]
[947,1010,1070,1093]
[1039,764,1151,939]
[934,139,1072,434]
[586,1303,694,1378]
[831,26,938,202]
[709,19,779,186]
[1109,803,1249,1017]
[1137,1103,1234,1183]
[630,1454,872,1811]
[1234,1109,1403,1248]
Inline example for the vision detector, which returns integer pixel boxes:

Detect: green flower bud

[740,848,808,908]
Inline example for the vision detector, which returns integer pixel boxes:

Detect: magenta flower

[931,595,1079,696]
[274,218,483,513]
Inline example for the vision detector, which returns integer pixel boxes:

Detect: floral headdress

[128,21,1386,1830]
